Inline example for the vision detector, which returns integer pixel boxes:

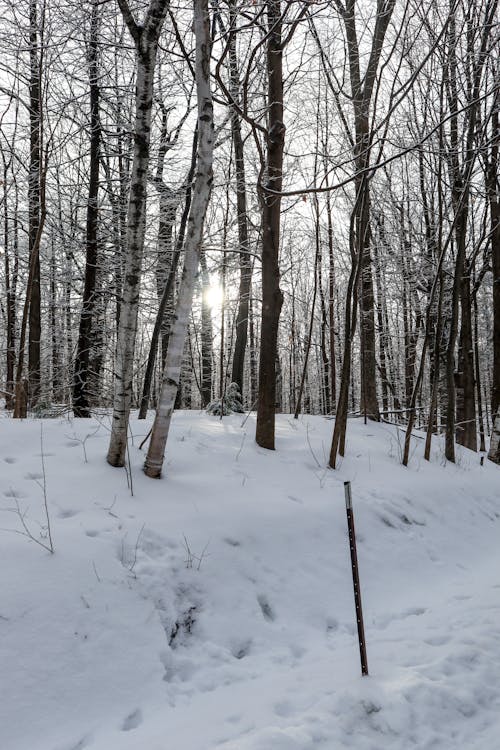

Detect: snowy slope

[1,412,499,750]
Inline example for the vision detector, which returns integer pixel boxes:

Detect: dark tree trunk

[3,164,17,410]
[249,291,257,406]
[228,0,252,401]
[444,0,496,459]
[255,0,285,450]
[200,250,213,406]
[318,251,331,414]
[73,0,101,417]
[372,235,389,416]
[28,0,41,408]
[456,261,477,450]
[50,240,63,402]
[487,96,500,418]
[331,0,396,438]
[326,189,336,408]
[473,268,486,452]
[294,211,320,419]
[425,274,444,461]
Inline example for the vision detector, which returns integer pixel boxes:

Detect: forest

[0,0,498,472]
[1,3,500,748]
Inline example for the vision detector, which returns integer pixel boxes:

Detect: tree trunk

[294,200,320,419]
[107,0,170,467]
[326,188,336,409]
[200,250,213,406]
[255,0,285,450]
[144,0,214,478]
[28,0,42,408]
[3,162,17,410]
[456,261,477,450]
[473,268,486,452]
[137,128,198,420]
[73,0,101,417]
[487,94,500,418]
[488,408,500,464]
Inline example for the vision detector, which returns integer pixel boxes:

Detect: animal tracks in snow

[257,594,275,622]
[121,708,143,731]
[24,471,43,480]
[58,735,92,750]
[3,488,28,499]
[231,639,252,660]
[57,509,80,519]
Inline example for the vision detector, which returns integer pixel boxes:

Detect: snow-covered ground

[1,411,499,750]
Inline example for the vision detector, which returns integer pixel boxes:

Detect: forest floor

[1,410,499,750]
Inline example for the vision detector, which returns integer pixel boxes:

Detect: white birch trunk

[107,0,169,467]
[488,409,500,464]
[144,0,214,478]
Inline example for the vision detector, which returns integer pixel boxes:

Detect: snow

[1,411,499,750]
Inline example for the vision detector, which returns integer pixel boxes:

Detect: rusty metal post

[344,481,369,676]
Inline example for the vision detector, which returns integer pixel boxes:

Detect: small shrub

[206,382,244,416]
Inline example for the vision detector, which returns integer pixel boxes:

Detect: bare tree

[144,0,214,478]
[106,0,170,467]
[73,0,102,418]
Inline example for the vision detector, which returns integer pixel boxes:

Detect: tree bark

[488,409,500,464]
[137,127,198,420]
[2,159,17,410]
[200,250,213,406]
[255,0,285,450]
[73,0,101,417]
[107,0,170,467]
[28,0,42,407]
[487,92,500,418]
[144,0,214,478]
[228,0,252,402]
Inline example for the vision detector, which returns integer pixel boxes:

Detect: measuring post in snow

[344,481,369,676]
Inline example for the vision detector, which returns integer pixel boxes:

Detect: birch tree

[106,0,170,467]
[143,0,214,478]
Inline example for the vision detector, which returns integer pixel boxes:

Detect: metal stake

[344,481,369,676]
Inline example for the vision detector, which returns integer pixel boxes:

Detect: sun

[204,283,224,310]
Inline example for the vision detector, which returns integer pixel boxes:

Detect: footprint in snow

[64,736,91,750]
[425,635,450,646]
[24,472,43,480]
[231,639,252,659]
[402,607,427,617]
[3,457,17,464]
[326,617,339,632]
[257,594,275,622]
[274,700,294,718]
[85,530,99,538]
[58,509,80,519]
[3,488,28,499]
[223,537,241,547]
[122,709,143,731]
[289,644,306,659]
[225,714,243,725]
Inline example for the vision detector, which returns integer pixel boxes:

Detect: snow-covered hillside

[1,412,499,750]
